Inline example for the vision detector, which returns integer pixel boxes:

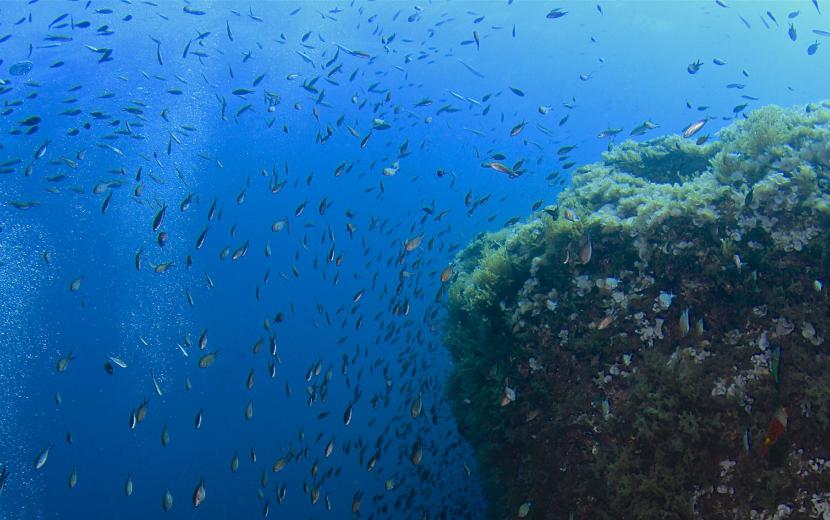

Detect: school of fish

[0,0,827,518]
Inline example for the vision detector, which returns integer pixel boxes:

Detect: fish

[563,208,580,222]
[136,398,149,423]
[183,5,206,15]
[198,351,219,368]
[486,162,517,178]
[578,233,592,264]
[343,401,353,425]
[195,226,209,249]
[630,120,659,136]
[49,13,69,29]
[101,191,113,214]
[679,308,690,337]
[162,488,173,511]
[682,119,707,138]
[510,121,526,136]
[193,477,206,507]
[57,351,75,372]
[457,58,484,78]
[596,315,615,330]
[411,394,423,418]
[808,41,820,55]
[382,162,399,177]
[34,140,49,160]
[440,266,453,283]
[152,204,166,231]
[231,452,239,473]
[19,115,41,127]
[597,127,623,139]
[410,439,423,465]
[34,445,51,470]
[161,421,170,446]
[546,8,567,19]
[124,475,133,496]
[107,355,127,369]
[770,345,782,384]
[687,60,703,74]
[324,438,335,457]
[733,103,748,114]
[0,464,7,495]
[8,200,40,211]
[760,407,788,455]
[351,492,362,513]
[68,465,78,489]
[500,385,516,406]
[404,235,424,252]
[272,457,287,472]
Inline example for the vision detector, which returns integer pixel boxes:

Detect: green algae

[602,134,718,184]
[445,101,830,519]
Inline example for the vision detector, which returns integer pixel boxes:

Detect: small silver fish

[108,355,127,368]
[34,445,51,470]
[151,373,163,397]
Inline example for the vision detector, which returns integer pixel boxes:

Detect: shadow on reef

[444,102,830,519]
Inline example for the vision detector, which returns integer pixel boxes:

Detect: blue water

[0,1,826,518]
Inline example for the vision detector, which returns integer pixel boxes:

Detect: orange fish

[596,315,614,330]
[405,235,424,252]
[440,266,453,283]
[760,407,788,455]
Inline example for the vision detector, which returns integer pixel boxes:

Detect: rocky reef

[444,102,830,519]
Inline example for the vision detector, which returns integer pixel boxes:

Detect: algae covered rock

[444,101,830,519]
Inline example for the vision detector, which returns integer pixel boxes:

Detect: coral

[444,101,830,519]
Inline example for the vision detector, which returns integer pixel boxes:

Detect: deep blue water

[0,1,827,518]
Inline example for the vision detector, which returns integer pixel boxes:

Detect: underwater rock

[444,101,830,519]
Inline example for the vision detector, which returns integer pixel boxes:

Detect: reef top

[445,101,830,519]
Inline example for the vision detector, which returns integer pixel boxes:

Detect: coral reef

[444,102,830,519]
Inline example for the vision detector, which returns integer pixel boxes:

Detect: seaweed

[444,101,830,519]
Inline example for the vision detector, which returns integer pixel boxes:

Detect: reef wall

[444,102,830,519]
